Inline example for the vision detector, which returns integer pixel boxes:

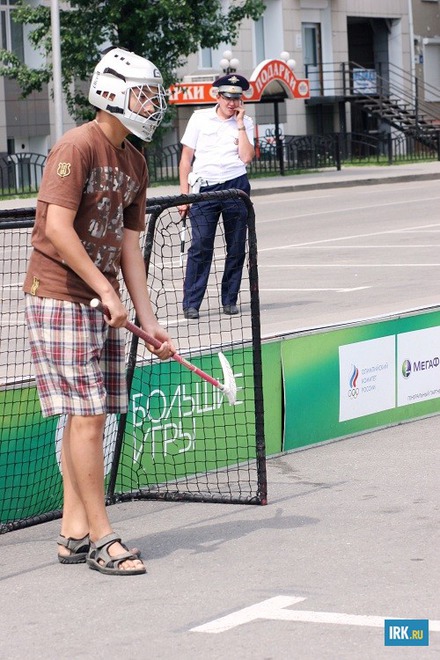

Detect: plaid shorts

[25,295,128,417]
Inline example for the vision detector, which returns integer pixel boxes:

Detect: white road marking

[403,229,440,233]
[255,183,440,207]
[191,596,306,633]
[260,263,440,267]
[260,287,371,292]
[191,595,440,634]
[273,244,440,249]
[255,194,440,210]
[257,222,440,252]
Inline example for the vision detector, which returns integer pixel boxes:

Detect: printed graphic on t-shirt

[86,166,139,203]
[83,166,140,275]
[83,242,119,273]
[23,121,147,304]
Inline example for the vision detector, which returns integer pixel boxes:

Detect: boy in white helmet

[23,47,173,576]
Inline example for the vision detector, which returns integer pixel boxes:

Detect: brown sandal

[57,534,90,564]
[57,533,141,565]
[86,532,146,576]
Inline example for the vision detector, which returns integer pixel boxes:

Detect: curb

[2,169,440,209]
[249,171,440,197]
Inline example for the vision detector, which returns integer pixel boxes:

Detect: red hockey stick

[90,299,237,405]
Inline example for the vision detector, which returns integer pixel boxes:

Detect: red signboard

[168,58,310,105]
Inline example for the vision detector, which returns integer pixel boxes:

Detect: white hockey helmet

[89,47,167,141]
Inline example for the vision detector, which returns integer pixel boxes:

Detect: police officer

[178,74,255,319]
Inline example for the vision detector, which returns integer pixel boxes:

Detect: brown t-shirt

[23,120,148,304]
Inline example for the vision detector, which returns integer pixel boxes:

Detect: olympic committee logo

[348,364,359,398]
[402,359,412,379]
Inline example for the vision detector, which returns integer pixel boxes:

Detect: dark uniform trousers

[183,174,251,311]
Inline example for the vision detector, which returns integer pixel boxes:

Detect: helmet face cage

[89,48,167,141]
[124,83,167,141]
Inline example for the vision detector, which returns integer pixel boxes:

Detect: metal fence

[0,153,46,196]
[2,131,440,197]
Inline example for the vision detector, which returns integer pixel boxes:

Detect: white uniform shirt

[180,105,254,184]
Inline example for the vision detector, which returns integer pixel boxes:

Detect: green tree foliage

[0,0,265,122]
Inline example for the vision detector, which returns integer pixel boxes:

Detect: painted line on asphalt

[260,287,371,292]
[191,595,440,634]
[255,194,440,213]
[259,263,440,267]
[265,244,440,249]
[257,221,440,251]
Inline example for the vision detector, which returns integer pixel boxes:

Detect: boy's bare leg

[59,415,89,542]
[58,413,144,571]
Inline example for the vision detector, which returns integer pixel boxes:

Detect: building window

[1,0,25,62]
[200,47,213,69]
[423,41,440,101]
[253,0,283,65]
[255,16,265,63]
[303,25,318,66]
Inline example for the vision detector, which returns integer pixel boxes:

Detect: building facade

[173,0,440,145]
[1,0,440,161]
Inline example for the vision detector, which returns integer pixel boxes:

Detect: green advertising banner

[1,344,267,525]
[261,340,283,456]
[6,304,440,525]
[117,347,258,491]
[0,387,62,523]
[282,308,440,451]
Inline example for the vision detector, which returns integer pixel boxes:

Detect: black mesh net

[0,191,266,533]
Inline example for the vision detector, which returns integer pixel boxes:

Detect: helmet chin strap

[105,105,124,114]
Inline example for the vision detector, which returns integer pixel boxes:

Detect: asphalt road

[1,164,439,659]
[0,416,438,659]
[253,177,440,337]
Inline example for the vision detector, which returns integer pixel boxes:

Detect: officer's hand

[177,204,189,217]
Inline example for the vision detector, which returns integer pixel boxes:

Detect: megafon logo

[402,359,412,379]
[348,365,359,398]
[403,356,440,378]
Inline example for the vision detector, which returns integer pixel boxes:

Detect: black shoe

[223,304,239,315]
[184,307,199,319]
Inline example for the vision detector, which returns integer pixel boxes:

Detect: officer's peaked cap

[212,74,250,98]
